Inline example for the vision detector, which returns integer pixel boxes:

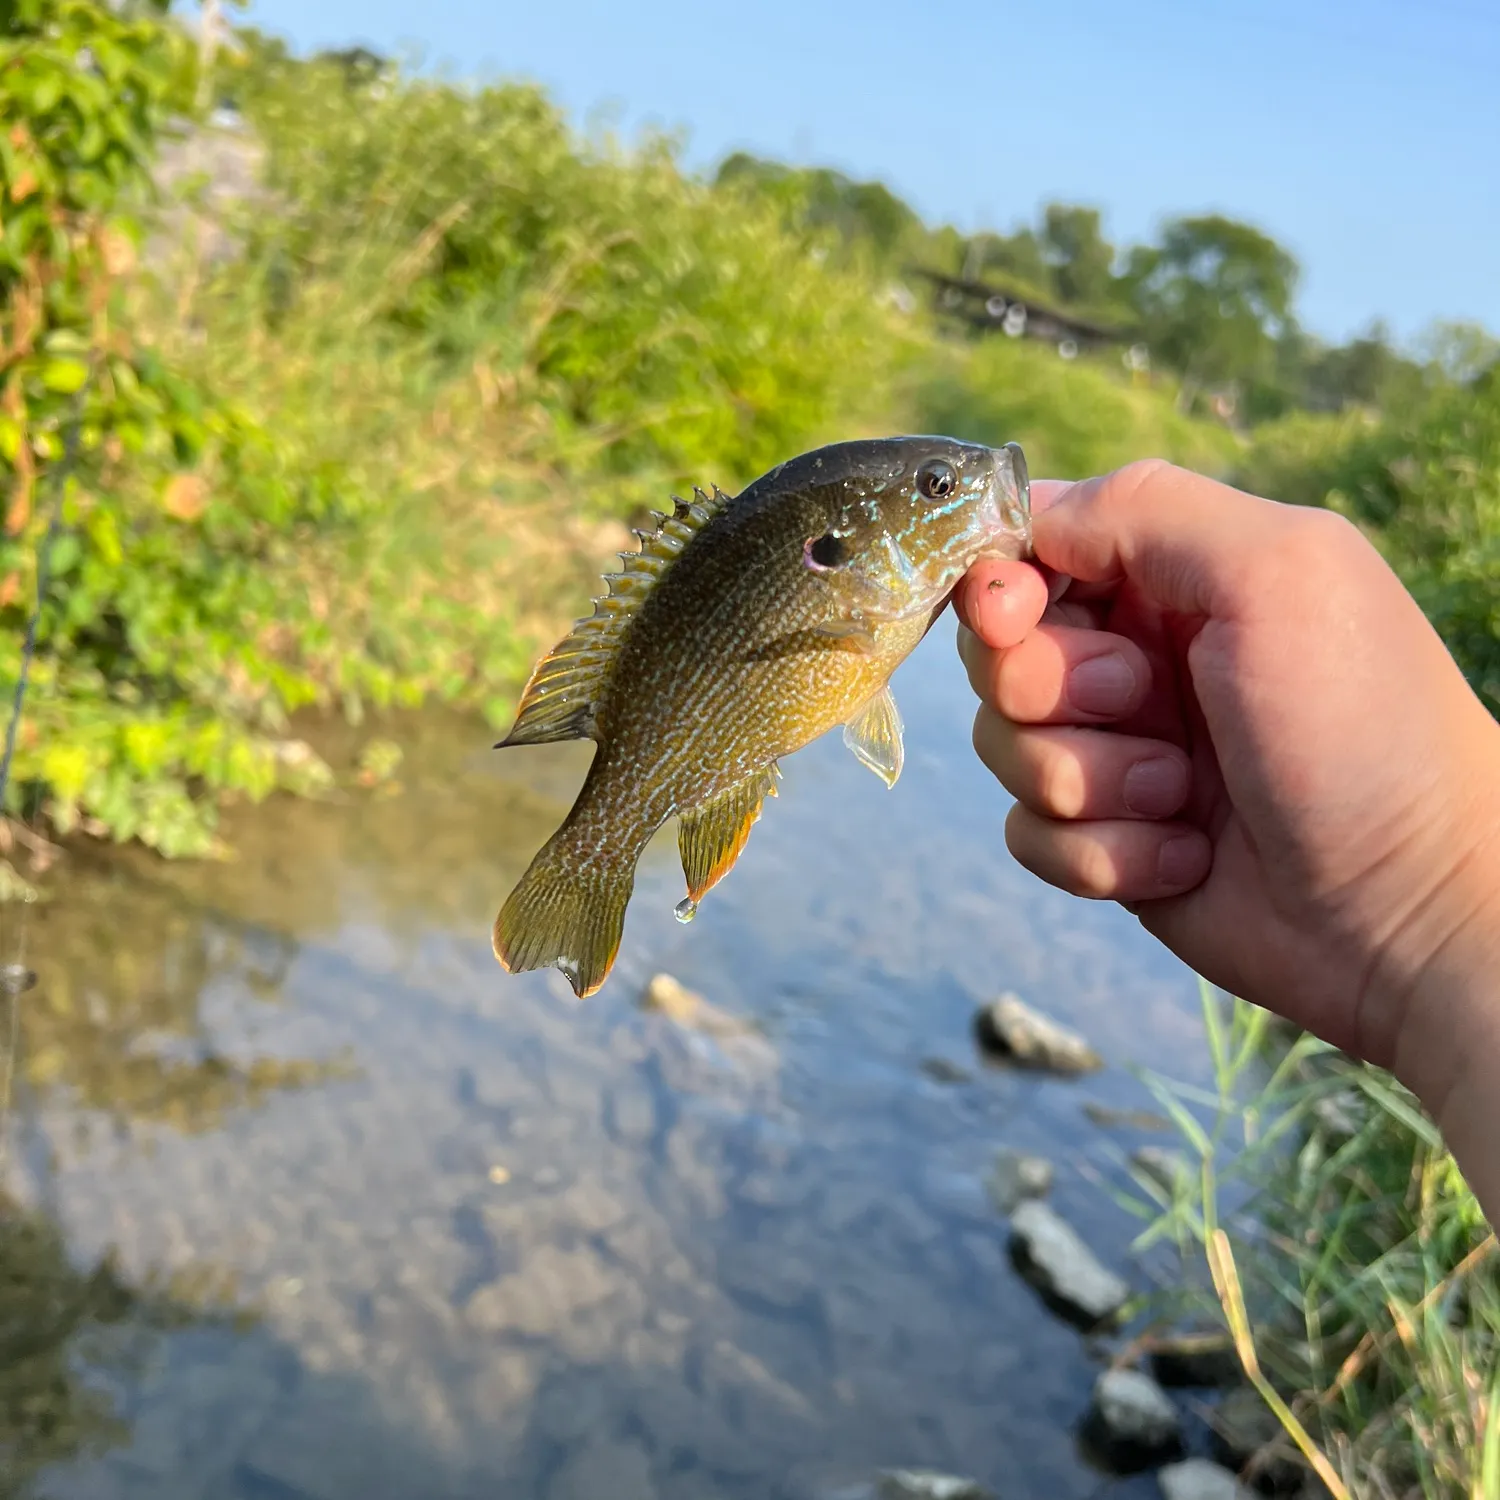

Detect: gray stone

[1090,1367,1182,1454]
[986,1149,1055,1212]
[878,1472,994,1500]
[1149,1329,1242,1389]
[974,993,1102,1074]
[1212,1385,1301,1488]
[1158,1458,1256,1500]
[1132,1146,1191,1194]
[1007,1200,1129,1327]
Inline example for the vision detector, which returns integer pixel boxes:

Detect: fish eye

[917,460,957,500]
[805,532,848,571]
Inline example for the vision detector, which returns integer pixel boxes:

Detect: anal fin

[677,764,780,905]
[843,684,904,788]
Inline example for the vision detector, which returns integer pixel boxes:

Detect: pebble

[1088,1367,1183,1460]
[973,993,1102,1074]
[1007,1199,1129,1328]
[986,1149,1055,1212]
[1157,1458,1257,1500]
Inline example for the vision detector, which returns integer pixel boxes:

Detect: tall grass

[1116,981,1499,1498]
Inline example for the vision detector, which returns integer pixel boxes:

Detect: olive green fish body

[493,436,1031,997]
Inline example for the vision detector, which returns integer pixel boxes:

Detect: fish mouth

[987,441,1033,558]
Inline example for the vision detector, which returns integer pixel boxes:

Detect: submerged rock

[1132,1145,1191,1194]
[1157,1458,1256,1500]
[1087,1367,1183,1464]
[642,972,752,1038]
[973,993,1102,1074]
[1211,1386,1301,1489]
[877,1472,995,1500]
[1007,1199,1129,1327]
[985,1149,1055,1213]
[1149,1328,1242,1389]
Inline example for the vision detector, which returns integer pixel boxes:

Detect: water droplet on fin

[673,897,697,924]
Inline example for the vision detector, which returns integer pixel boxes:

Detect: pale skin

[954,460,1500,1224]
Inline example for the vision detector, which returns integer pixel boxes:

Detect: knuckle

[1069,839,1120,899]
[1037,741,1086,818]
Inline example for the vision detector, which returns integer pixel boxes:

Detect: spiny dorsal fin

[843,684,904,787]
[497,481,733,748]
[677,762,780,904]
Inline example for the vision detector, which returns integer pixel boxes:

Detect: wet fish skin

[492,435,1032,998]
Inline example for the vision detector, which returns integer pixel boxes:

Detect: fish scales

[492,436,1032,997]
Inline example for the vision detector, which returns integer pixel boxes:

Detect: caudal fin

[492,830,636,998]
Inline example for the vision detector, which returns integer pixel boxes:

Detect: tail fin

[492,828,637,998]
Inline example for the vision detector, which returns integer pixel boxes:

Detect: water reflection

[5,627,1206,1498]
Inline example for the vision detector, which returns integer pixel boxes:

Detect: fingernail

[1158,833,1209,888]
[1068,653,1135,715]
[1124,757,1187,817]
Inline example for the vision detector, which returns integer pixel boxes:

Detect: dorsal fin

[496,482,733,747]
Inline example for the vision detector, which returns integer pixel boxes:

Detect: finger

[972,713,1192,821]
[952,559,1050,650]
[959,624,1154,725]
[1004,802,1212,901]
[1032,460,1288,617]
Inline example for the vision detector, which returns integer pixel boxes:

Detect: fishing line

[0,375,92,1168]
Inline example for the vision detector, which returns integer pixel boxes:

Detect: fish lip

[968,440,1033,564]
[1003,440,1032,537]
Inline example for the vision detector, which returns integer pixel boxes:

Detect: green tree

[1041,203,1117,308]
[1126,214,1299,404]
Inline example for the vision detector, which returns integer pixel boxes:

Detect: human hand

[954,460,1500,1176]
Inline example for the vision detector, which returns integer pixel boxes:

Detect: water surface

[2,624,1215,1499]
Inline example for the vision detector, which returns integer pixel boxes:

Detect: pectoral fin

[843,684,904,788]
[677,764,781,904]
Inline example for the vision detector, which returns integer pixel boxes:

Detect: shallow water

[2,623,1216,1500]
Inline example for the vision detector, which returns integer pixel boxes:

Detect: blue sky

[242,0,1497,346]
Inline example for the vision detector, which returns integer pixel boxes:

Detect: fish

[492,434,1032,998]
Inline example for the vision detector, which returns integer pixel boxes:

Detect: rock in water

[1149,1328,1242,1389]
[1088,1367,1183,1463]
[974,993,1102,1074]
[1132,1145,1191,1194]
[1008,1200,1129,1327]
[878,1472,995,1500]
[1158,1458,1257,1500]
[1211,1386,1301,1489]
[641,972,752,1038]
[986,1149,1055,1212]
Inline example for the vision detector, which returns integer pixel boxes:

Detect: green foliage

[229,48,902,512]
[1124,214,1298,412]
[1239,372,1500,715]
[912,332,1241,480]
[1121,983,1498,1498]
[2,14,913,860]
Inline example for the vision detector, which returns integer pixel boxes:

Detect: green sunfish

[493,435,1032,997]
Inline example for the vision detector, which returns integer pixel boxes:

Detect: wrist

[1382,763,1500,1217]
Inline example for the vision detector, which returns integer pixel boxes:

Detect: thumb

[1032,459,1287,619]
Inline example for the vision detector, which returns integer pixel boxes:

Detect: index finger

[952,478,1074,649]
